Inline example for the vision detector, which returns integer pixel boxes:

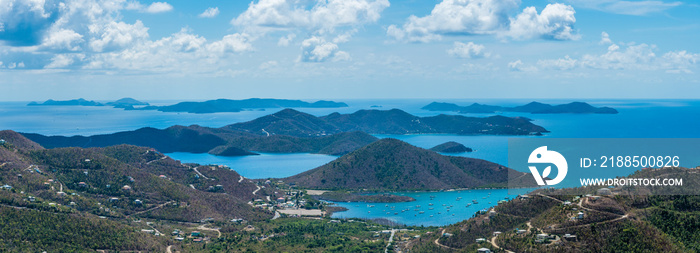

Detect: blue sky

[0,0,698,101]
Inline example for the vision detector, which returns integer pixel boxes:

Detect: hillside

[429,141,472,153]
[422,101,619,114]
[28,98,103,106]
[133,98,348,113]
[22,126,378,157]
[407,167,700,252]
[284,138,531,191]
[226,108,547,137]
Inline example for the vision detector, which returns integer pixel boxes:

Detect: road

[384,229,396,253]
[252,184,261,195]
[192,166,210,180]
[197,224,221,238]
[272,211,281,220]
[490,234,514,253]
[146,156,167,165]
[433,228,458,251]
[132,201,175,215]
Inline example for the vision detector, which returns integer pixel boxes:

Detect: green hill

[284,138,530,191]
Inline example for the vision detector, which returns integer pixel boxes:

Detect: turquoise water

[164,152,338,179]
[3,99,700,226]
[331,188,532,226]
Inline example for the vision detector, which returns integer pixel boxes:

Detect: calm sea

[2,99,699,226]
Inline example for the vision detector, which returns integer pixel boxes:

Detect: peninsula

[422,101,619,114]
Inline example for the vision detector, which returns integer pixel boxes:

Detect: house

[493,231,502,236]
[488,210,497,218]
[174,237,184,241]
[109,197,119,203]
[516,229,527,234]
[27,196,35,202]
[475,238,487,243]
[577,211,585,219]
[159,175,167,179]
[519,194,530,199]
[537,233,549,240]
[78,182,87,187]
[277,197,285,203]
[1,184,12,190]
[69,201,76,206]
[563,201,572,206]
[597,188,612,196]
[57,191,67,196]
[191,231,201,237]
[134,199,143,205]
[0,139,5,144]
[193,238,203,243]
[122,185,132,191]
[442,233,453,237]
[477,248,492,253]
[563,234,578,241]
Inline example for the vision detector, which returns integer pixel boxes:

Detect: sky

[0,0,698,101]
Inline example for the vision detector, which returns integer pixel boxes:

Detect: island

[422,101,619,114]
[28,97,150,108]
[429,141,472,153]
[131,98,349,113]
[21,108,547,157]
[283,138,536,191]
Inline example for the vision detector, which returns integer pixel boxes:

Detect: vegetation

[429,141,472,153]
[285,138,535,191]
[422,101,618,114]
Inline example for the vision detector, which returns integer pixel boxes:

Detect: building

[563,234,578,241]
[191,231,201,237]
[122,185,132,191]
[516,229,527,234]
[577,211,585,219]
[477,248,492,253]
[78,182,87,187]
[488,210,497,218]
[493,231,502,236]
[442,233,453,237]
[109,197,119,203]
[475,238,487,243]
[597,188,612,196]
[134,199,143,205]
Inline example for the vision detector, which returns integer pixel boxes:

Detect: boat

[419,211,425,214]
[430,215,433,217]
[429,207,434,210]
[429,203,433,206]
[394,212,398,215]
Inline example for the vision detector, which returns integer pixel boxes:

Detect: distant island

[130,98,348,113]
[22,108,547,158]
[284,138,536,191]
[27,98,348,113]
[422,101,618,114]
[429,141,472,153]
[225,108,547,137]
[28,98,106,106]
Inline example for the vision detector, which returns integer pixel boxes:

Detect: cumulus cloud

[144,2,173,13]
[207,33,254,54]
[447,41,489,59]
[277,33,296,46]
[233,0,389,33]
[0,0,58,46]
[89,20,150,52]
[45,53,85,69]
[506,3,579,40]
[564,0,682,16]
[600,31,612,44]
[199,7,219,18]
[388,0,579,42]
[300,36,350,62]
[387,0,518,42]
[233,0,387,62]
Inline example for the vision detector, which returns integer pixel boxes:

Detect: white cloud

[387,0,519,42]
[447,41,489,59]
[564,0,682,16]
[199,7,219,18]
[300,36,349,62]
[0,0,57,46]
[537,55,577,70]
[45,53,85,69]
[388,0,579,42]
[600,31,612,44]
[506,3,579,40]
[207,33,254,54]
[89,20,150,52]
[41,28,84,51]
[277,33,296,46]
[662,50,700,74]
[144,2,173,13]
[508,59,537,72]
[233,0,389,33]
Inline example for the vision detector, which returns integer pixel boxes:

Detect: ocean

[3,99,699,226]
